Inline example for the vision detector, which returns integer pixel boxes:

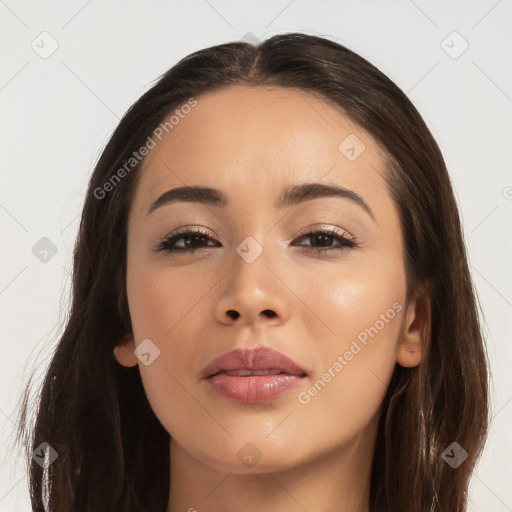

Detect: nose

[214,243,291,327]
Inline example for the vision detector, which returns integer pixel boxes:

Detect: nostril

[225,309,276,320]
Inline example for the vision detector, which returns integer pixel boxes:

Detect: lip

[201,346,308,403]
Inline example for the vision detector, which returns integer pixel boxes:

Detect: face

[114,85,423,473]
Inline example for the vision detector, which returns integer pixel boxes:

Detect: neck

[166,416,378,512]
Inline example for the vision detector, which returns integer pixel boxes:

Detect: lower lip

[206,373,306,403]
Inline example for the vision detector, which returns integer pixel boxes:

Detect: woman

[16,32,489,511]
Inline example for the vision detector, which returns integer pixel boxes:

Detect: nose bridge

[214,232,290,325]
[230,233,274,302]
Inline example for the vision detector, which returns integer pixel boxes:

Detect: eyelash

[154,226,359,254]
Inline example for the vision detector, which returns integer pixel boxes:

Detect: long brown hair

[15,32,489,511]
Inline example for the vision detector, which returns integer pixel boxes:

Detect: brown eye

[292,228,359,252]
[154,229,219,253]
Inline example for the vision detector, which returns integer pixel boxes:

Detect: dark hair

[16,32,489,511]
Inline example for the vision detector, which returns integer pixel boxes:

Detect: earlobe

[397,342,423,368]
[396,282,431,368]
[113,334,139,367]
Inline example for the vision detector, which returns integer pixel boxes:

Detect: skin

[114,85,429,512]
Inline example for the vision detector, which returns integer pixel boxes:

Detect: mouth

[215,369,303,377]
[202,346,308,403]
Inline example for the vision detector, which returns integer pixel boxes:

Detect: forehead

[130,85,391,218]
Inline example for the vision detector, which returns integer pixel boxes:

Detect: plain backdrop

[1,1,511,510]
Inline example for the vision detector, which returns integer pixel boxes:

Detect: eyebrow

[147,182,375,221]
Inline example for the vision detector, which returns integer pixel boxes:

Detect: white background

[1,1,511,510]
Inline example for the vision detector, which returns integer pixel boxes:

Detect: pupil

[314,233,331,246]
[184,234,205,248]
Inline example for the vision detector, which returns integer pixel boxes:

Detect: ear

[396,281,432,368]
[113,333,139,367]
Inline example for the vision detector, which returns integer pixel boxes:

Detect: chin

[182,434,307,474]
[201,451,302,475]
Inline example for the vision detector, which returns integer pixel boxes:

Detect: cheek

[289,292,404,451]
[126,253,222,363]
[289,252,406,413]
[126,265,214,434]
[126,259,209,342]
[291,247,406,352]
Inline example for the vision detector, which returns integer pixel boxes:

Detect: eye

[291,226,359,253]
[154,227,219,254]
[154,226,359,254]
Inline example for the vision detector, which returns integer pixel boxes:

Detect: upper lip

[201,346,307,379]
